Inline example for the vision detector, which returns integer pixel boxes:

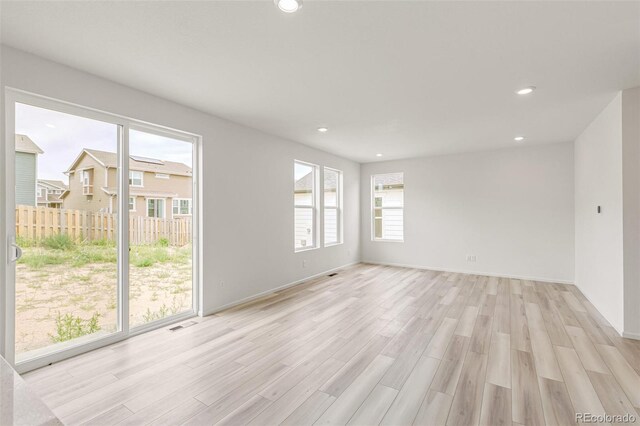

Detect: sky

[16,103,193,183]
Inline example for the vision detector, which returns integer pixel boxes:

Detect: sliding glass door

[4,91,198,372]
[13,102,121,363]
[128,129,194,328]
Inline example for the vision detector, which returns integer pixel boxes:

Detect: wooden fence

[15,205,192,246]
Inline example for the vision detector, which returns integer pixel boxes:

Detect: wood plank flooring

[23,264,640,425]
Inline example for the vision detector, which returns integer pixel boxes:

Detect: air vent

[169,321,198,331]
[328,273,338,277]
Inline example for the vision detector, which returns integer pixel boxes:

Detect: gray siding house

[15,134,43,206]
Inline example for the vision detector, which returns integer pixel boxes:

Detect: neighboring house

[37,180,67,208]
[61,149,192,219]
[294,171,314,248]
[372,173,404,240]
[293,171,338,248]
[15,134,44,206]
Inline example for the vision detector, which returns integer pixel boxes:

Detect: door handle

[8,239,22,263]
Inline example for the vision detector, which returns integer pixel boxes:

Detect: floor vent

[328,272,338,277]
[169,321,198,332]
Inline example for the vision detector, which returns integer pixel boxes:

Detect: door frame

[3,88,203,373]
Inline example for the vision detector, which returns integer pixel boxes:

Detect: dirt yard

[15,241,192,355]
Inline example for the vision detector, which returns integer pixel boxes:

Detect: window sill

[324,242,343,248]
[295,246,319,253]
[372,239,404,243]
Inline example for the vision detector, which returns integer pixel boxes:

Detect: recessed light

[46,123,56,128]
[317,127,328,133]
[275,0,302,13]
[514,136,525,142]
[376,153,383,157]
[516,86,536,95]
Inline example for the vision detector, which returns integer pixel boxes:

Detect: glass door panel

[128,129,194,328]
[14,102,120,361]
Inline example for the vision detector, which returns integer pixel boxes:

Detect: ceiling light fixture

[317,127,328,133]
[516,86,536,95]
[275,0,302,13]
[46,123,56,128]
[514,136,525,142]
[376,153,383,157]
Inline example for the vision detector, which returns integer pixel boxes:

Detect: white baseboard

[622,331,640,340]
[572,283,627,337]
[201,261,360,317]
[362,260,575,285]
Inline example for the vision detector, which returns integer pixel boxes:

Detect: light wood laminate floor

[24,264,640,425]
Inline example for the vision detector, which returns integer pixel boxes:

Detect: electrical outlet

[466,255,477,262]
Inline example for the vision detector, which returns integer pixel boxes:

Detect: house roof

[38,179,68,190]
[15,134,44,154]
[295,171,338,193]
[65,148,192,176]
[373,173,404,190]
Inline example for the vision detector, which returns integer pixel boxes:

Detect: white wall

[574,93,624,333]
[0,46,360,316]
[360,143,575,283]
[622,87,640,337]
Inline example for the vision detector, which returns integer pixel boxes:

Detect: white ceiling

[2,1,639,163]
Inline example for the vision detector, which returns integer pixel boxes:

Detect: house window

[372,172,404,241]
[128,197,136,211]
[147,198,165,218]
[129,170,143,187]
[324,167,342,246]
[155,173,170,179]
[172,198,192,215]
[82,169,93,195]
[294,161,318,251]
[37,187,44,197]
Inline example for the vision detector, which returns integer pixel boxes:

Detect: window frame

[294,160,319,252]
[146,197,165,219]
[129,170,144,187]
[323,167,343,247]
[172,198,192,216]
[128,196,136,212]
[371,173,404,242]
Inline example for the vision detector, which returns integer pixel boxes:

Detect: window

[82,169,93,195]
[172,198,192,215]
[129,170,143,187]
[155,173,169,179]
[37,187,44,197]
[147,198,165,218]
[128,197,136,211]
[294,161,318,251]
[324,167,342,246]
[372,172,404,241]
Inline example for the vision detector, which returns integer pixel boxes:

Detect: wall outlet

[466,255,477,262]
[302,260,307,268]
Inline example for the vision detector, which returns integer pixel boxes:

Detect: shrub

[50,312,101,343]
[156,237,170,247]
[19,252,66,269]
[132,247,169,267]
[142,305,169,322]
[41,234,75,250]
[88,239,116,248]
[134,257,154,267]
[16,236,37,248]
